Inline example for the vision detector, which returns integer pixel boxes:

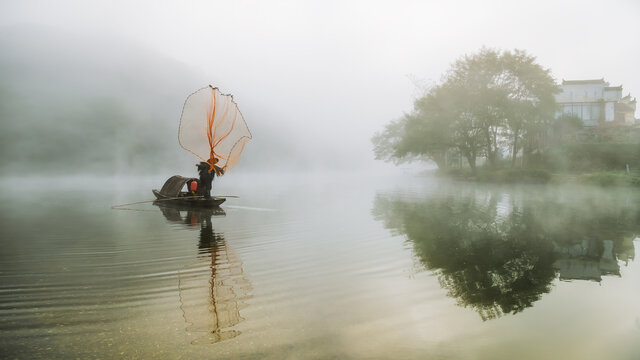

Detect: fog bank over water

[1,1,639,176]
[3,3,640,359]
[1,26,380,176]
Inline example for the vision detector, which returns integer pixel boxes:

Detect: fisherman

[196,161,213,199]
[196,158,224,199]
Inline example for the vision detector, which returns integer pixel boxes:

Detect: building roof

[562,78,606,85]
[620,94,636,103]
[615,102,636,112]
[605,86,622,91]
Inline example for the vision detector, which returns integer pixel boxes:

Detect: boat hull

[152,189,226,208]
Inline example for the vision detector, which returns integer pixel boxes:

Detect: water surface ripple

[1,175,639,359]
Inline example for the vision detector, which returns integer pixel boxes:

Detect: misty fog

[1,0,638,177]
[3,2,640,359]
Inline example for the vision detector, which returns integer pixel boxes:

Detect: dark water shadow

[156,205,252,344]
[372,187,638,320]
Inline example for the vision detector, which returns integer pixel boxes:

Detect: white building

[555,79,637,127]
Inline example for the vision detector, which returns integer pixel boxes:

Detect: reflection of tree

[373,191,638,320]
[157,206,251,344]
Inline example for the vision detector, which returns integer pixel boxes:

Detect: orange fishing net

[178,86,252,175]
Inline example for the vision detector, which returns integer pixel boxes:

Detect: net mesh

[178,86,252,174]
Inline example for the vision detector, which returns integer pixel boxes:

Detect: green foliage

[373,48,559,173]
[442,167,552,183]
[439,167,474,179]
[476,168,552,184]
[372,47,640,187]
[578,172,640,187]
[539,143,640,172]
[548,114,583,148]
[372,118,417,165]
[579,126,640,144]
[372,88,454,168]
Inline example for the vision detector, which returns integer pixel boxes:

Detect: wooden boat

[152,175,226,208]
[156,203,226,223]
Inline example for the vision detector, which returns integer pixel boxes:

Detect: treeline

[543,143,640,172]
[372,48,584,174]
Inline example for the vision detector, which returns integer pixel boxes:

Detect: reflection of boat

[157,202,250,344]
[152,175,225,208]
[156,204,226,224]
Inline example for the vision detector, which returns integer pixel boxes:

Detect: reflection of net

[178,86,252,174]
[178,230,251,344]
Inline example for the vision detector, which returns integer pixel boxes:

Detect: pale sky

[2,0,639,167]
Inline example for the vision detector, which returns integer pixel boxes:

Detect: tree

[549,113,583,147]
[372,85,453,169]
[446,48,507,168]
[436,83,487,172]
[446,48,559,168]
[497,50,559,167]
[373,48,560,173]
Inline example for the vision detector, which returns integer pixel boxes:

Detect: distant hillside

[0,25,205,175]
[0,25,308,176]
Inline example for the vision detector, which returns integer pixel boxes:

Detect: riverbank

[440,168,640,187]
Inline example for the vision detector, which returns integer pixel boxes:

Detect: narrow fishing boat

[152,175,226,208]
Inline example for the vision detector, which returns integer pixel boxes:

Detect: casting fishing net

[179,86,252,175]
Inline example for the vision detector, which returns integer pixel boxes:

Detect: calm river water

[1,174,639,359]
